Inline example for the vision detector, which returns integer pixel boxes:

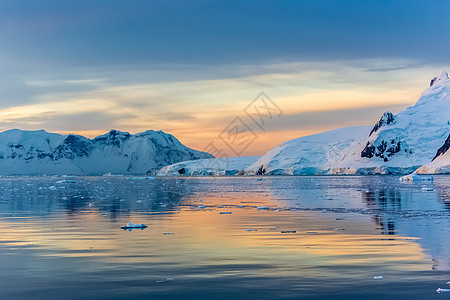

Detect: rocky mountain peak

[369,111,395,137]
[430,70,449,87]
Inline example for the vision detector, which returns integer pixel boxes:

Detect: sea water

[0,176,448,299]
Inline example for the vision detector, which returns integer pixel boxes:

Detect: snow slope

[246,71,450,175]
[246,126,372,175]
[0,129,213,175]
[156,156,261,176]
[416,133,450,174]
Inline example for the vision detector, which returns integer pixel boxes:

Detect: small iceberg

[373,276,383,280]
[103,173,124,177]
[156,278,173,284]
[399,173,433,182]
[121,222,148,230]
[421,187,435,192]
[437,288,450,293]
[56,180,77,184]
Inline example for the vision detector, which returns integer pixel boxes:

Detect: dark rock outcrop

[361,139,403,161]
[256,165,266,175]
[369,111,394,137]
[54,135,93,160]
[432,134,450,161]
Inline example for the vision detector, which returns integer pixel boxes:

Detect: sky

[1,0,450,156]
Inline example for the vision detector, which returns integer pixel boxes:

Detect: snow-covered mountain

[243,71,450,175]
[0,129,213,175]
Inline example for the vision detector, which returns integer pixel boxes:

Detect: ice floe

[121,222,148,230]
[399,173,433,182]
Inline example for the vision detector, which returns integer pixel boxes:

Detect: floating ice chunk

[281,230,296,233]
[88,203,94,207]
[421,187,435,192]
[48,186,57,191]
[163,232,174,235]
[399,173,433,181]
[56,180,77,184]
[220,212,232,214]
[373,276,383,280]
[198,205,206,209]
[258,206,269,210]
[246,228,257,231]
[156,278,173,283]
[437,288,450,293]
[121,222,148,229]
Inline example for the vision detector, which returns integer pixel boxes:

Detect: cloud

[25,78,107,88]
[0,59,444,154]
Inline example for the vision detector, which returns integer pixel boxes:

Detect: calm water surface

[0,176,449,299]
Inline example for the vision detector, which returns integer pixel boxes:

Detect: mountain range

[0,129,212,175]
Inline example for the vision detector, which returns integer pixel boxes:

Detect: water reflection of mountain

[361,179,450,271]
[267,176,450,271]
[0,177,191,218]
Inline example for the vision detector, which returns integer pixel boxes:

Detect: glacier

[156,156,261,176]
[0,129,212,175]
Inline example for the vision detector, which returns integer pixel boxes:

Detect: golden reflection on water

[0,192,430,275]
